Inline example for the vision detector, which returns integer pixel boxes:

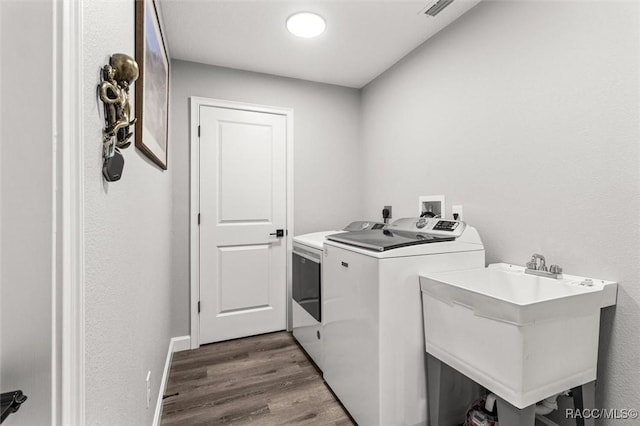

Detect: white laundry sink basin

[422,263,617,325]
[420,263,617,409]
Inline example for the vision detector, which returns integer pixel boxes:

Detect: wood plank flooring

[161,332,355,425]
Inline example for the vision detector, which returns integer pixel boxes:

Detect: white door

[199,105,287,344]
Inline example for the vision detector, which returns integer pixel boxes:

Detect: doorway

[189,98,293,347]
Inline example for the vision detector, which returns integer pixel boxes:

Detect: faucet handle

[549,264,563,274]
[526,260,537,270]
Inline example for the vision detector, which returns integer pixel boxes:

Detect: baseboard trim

[153,336,192,426]
[171,335,191,353]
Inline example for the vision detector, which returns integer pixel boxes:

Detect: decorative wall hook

[98,53,139,181]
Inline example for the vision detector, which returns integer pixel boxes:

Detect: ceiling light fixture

[286,12,326,38]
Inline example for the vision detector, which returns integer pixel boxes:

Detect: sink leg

[426,354,482,426]
[495,395,536,426]
[571,381,596,426]
[426,354,442,426]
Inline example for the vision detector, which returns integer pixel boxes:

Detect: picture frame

[135,0,170,170]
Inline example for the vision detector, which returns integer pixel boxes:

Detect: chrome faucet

[525,253,563,279]
[527,254,547,272]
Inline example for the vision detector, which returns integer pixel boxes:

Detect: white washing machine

[292,222,385,370]
[322,218,485,426]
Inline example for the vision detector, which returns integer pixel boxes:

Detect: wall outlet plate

[383,205,392,219]
[452,205,463,221]
[146,370,151,409]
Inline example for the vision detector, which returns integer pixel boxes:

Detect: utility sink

[420,263,617,409]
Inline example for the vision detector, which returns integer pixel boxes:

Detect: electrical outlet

[383,205,392,220]
[452,205,463,221]
[146,371,151,409]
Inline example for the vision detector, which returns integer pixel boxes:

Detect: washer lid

[325,229,455,252]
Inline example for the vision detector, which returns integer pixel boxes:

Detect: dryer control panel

[385,217,466,238]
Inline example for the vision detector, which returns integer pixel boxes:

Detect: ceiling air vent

[423,0,455,17]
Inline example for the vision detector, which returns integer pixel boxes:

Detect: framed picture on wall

[135,0,170,170]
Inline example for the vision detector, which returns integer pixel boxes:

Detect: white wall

[83,1,174,424]
[361,0,639,423]
[169,61,362,335]
[0,1,54,424]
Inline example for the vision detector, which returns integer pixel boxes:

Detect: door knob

[269,229,284,238]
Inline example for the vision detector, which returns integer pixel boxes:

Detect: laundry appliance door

[292,250,321,322]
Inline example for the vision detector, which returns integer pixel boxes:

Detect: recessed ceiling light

[286,12,326,38]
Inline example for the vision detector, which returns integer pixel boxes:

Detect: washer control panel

[385,217,466,238]
[432,220,460,232]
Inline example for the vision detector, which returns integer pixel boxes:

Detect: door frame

[189,97,294,349]
[55,0,85,423]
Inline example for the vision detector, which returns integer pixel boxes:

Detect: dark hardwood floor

[161,331,355,425]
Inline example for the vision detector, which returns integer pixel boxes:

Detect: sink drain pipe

[536,390,570,415]
[535,395,560,415]
[485,391,568,416]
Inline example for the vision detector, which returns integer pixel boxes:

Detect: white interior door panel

[199,105,287,344]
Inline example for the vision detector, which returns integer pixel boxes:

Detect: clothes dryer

[292,221,384,370]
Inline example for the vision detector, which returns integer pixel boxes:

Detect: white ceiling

[159,0,481,89]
